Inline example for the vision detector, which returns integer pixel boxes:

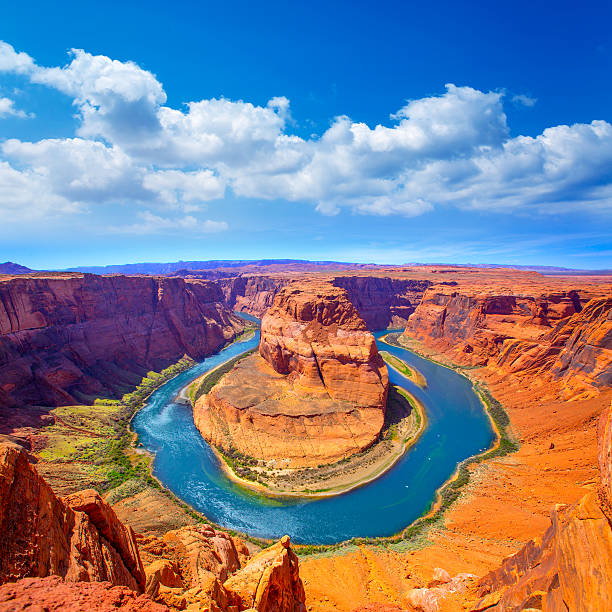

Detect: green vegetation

[36,357,196,495]
[190,348,257,404]
[121,357,195,409]
[233,327,256,343]
[220,447,264,484]
[380,350,427,388]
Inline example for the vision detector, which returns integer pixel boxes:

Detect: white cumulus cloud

[0,40,611,232]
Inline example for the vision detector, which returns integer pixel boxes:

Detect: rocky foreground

[194,282,389,468]
[0,440,306,611]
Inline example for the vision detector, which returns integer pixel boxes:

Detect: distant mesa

[0,261,32,275]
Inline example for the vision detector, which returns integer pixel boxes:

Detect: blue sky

[1,0,611,269]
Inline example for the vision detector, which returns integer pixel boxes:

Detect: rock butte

[194,282,389,467]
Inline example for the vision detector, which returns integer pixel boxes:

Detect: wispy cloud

[0,96,33,118]
[511,93,538,107]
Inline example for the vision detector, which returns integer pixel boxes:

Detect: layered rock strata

[0,274,242,409]
[472,407,612,611]
[332,276,431,329]
[402,286,611,397]
[0,442,145,591]
[218,274,294,317]
[194,283,389,468]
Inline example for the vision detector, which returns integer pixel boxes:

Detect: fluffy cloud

[143,169,225,204]
[2,138,145,204]
[0,160,77,223]
[0,96,32,118]
[0,41,35,74]
[1,40,611,231]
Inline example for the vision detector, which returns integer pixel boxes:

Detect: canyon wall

[0,441,146,591]
[194,282,389,467]
[217,273,432,329]
[496,296,612,397]
[218,274,293,317]
[332,276,431,329]
[0,440,307,611]
[473,407,612,611]
[401,286,612,396]
[0,274,243,409]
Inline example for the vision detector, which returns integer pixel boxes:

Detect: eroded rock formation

[402,286,611,398]
[0,440,307,611]
[0,273,243,409]
[472,407,612,611]
[194,282,389,467]
[225,536,306,612]
[0,442,145,591]
[496,296,612,398]
[259,283,388,407]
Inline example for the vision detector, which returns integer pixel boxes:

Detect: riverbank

[127,330,516,550]
[380,349,427,387]
[207,384,427,499]
[300,339,608,611]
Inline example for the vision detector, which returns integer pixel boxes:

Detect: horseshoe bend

[193,282,392,477]
[1,262,611,612]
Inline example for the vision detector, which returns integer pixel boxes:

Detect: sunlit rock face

[194,282,389,468]
[259,282,389,409]
[0,442,146,591]
[473,407,612,611]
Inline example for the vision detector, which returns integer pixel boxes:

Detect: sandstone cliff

[259,283,388,408]
[219,274,293,317]
[225,535,306,612]
[472,406,612,611]
[496,296,612,398]
[194,282,389,467]
[332,276,431,329]
[402,286,611,397]
[0,440,307,611]
[0,274,243,409]
[0,441,145,591]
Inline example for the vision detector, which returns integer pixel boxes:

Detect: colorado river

[131,316,494,544]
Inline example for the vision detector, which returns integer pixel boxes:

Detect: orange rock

[472,408,612,611]
[259,283,388,408]
[0,575,168,611]
[224,536,306,612]
[195,282,389,467]
[162,525,242,585]
[0,442,145,591]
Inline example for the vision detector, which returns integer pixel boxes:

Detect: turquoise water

[131,317,494,544]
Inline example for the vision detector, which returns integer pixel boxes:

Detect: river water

[131,317,494,544]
